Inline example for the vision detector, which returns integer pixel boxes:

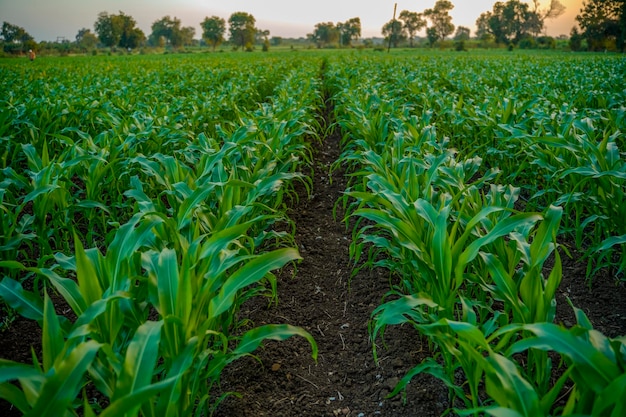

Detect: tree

[229,12,256,50]
[475,1,542,44]
[576,0,624,51]
[454,26,471,41]
[424,0,455,44]
[118,14,145,49]
[398,10,426,47]
[76,28,98,51]
[308,22,339,48]
[178,26,195,47]
[94,12,120,49]
[569,26,584,50]
[201,16,225,51]
[382,19,407,48]
[475,12,493,40]
[255,29,270,51]
[150,16,194,48]
[1,21,35,53]
[426,27,439,46]
[338,17,361,46]
[94,11,144,50]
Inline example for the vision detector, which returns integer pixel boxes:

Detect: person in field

[28,49,36,61]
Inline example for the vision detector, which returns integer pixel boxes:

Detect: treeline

[380,0,624,52]
[1,0,625,55]
[0,11,273,56]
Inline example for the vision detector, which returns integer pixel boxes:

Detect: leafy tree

[118,14,145,49]
[150,16,194,48]
[255,29,270,51]
[256,29,270,44]
[454,26,471,41]
[424,0,455,44]
[475,1,542,44]
[95,12,120,48]
[178,26,195,47]
[426,26,439,46]
[475,11,492,40]
[569,26,583,50]
[398,10,426,47]
[201,16,225,51]
[337,17,361,46]
[1,21,35,53]
[382,19,407,48]
[308,22,339,48]
[576,0,624,51]
[75,28,98,51]
[94,11,144,50]
[229,12,257,50]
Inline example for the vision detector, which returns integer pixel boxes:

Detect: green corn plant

[1,213,318,415]
[141,238,316,416]
[0,169,36,269]
[506,301,626,416]
[0,291,103,417]
[523,129,626,280]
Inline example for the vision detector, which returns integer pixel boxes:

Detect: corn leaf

[234,324,318,360]
[0,382,30,414]
[26,340,101,417]
[208,248,301,319]
[0,278,43,321]
[112,320,163,409]
[42,292,63,372]
[74,235,103,306]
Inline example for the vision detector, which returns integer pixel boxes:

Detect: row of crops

[1,51,625,416]
[0,55,322,415]
[327,53,626,415]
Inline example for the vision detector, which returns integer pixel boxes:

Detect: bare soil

[1,128,625,417]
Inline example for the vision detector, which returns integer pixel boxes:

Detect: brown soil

[1,129,625,417]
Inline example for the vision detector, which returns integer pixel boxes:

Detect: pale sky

[0,0,583,42]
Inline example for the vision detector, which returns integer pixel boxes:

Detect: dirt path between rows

[214,128,449,417]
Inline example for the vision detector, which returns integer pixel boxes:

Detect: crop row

[327,53,626,415]
[327,53,626,278]
[0,54,321,416]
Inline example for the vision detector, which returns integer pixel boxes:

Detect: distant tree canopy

[424,0,456,44]
[308,22,338,48]
[385,1,454,47]
[398,10,426,47]
[338,17,362,46]
[1,21,36,53]
[75,28,98,51]
[454,25,471,41]
[307,17,360,48]
[229,12,257,49]
[94,11,145,49]
[476,1,540,44]
[150,16,195,48]
[382,19,407,48]
[201,16,226,51]
[576,0,625,51]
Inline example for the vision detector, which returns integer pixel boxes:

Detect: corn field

[1,50,625,416]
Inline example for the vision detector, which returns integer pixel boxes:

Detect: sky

[0,0,584,42]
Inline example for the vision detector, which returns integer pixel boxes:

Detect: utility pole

[387,3,397,53]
